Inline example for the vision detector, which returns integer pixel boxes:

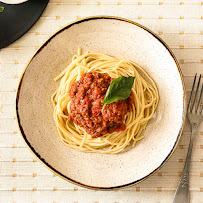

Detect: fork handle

[173,123,198,203]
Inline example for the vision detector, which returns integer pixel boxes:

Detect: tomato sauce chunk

[68,72,133,138]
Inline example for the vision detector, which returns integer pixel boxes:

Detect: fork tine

[187,73,197,112]
[196,84,203,113]
[197,84,203,114]
[191,74,201,112]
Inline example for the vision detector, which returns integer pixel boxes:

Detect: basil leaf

[102,76,135,112]
[0,7,4,13]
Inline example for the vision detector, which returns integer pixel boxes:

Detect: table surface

[0,0,203,202]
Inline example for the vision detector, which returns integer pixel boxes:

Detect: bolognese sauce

[68,72,133,138]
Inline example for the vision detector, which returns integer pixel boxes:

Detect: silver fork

[173,74,203,203]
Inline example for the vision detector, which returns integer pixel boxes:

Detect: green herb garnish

[102,76,135,112]
[0,7,4,13]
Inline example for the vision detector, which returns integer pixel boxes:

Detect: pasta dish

[51,49,159,153]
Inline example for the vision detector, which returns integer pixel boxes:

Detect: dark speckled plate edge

[15,16,187,190]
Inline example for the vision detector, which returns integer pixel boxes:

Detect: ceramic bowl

[16,16,186,190]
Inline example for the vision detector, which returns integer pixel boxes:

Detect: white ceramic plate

[16,16,186,190]
[0,0,28,4]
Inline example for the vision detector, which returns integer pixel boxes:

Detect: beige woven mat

[0,0,203,202]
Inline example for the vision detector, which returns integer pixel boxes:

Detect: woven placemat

[0,0,203,202]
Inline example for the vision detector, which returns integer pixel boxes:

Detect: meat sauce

[68,72,133,138]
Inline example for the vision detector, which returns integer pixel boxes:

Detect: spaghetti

[51,49,159,153]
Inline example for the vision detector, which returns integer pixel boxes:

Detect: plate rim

[15,15,187,190]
